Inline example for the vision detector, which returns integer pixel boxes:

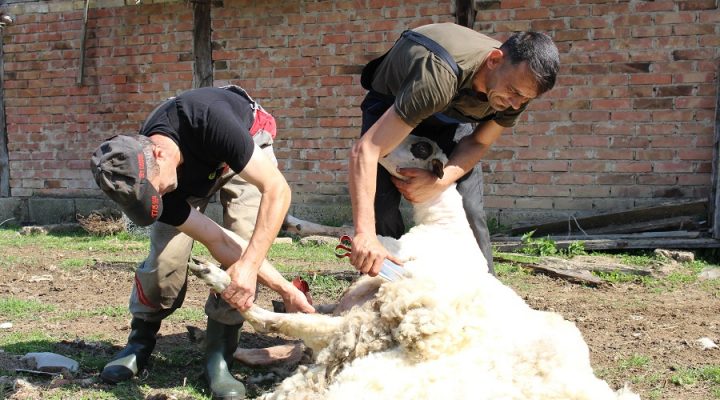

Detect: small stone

[273,237,293,245]
[299,235,338,246]
[698,337,718,350]
[20,352,79,375]
[698,267,720,281]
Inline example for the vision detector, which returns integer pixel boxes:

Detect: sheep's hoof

[243,306,277,333]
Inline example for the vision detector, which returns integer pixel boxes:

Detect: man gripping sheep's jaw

[350,23,560,277]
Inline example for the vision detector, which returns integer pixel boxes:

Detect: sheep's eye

[410,141,433,160]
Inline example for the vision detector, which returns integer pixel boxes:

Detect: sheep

[190,135,639,400]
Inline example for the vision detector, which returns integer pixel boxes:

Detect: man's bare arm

[349,106,411,275]
[392,120,505,204]
[442,120,505,183]
[179,208,314,313]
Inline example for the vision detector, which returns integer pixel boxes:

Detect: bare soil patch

[1,242,719,399]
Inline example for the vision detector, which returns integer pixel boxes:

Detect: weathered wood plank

[0,25,7,197]
[711,60,720,238]
[76,0,89,85]
[192,0,212,88]
[455,0,476,28]
[583,216,704,235]
[510,200,707,236]
[493,237,720,252]
[510,261,604,286]
[282,214,351,237]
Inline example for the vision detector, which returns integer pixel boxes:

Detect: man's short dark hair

[500,32,560,96]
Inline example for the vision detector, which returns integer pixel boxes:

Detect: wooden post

[0,26,7,197]
[77,0,90,86]
[711,62,720,238]
[455,0,476,29]
[192,0,212,89]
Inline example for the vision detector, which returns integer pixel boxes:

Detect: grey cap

[90,135,163,226]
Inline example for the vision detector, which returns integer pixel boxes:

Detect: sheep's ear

[431,159,445,179]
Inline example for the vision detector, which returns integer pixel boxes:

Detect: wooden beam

[509,199,707,236]
[192,0,212,88]
[493,236,720,252]
[582,216,703,235]
[77,0,89,86]
[711,60,720,238]
[455,0,476,28]
[0,27,7,197]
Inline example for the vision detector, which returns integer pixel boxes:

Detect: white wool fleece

[322,272,640,400]
[260,250,640,400]
[255,134,639,400]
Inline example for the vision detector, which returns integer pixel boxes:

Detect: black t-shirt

[139,87,256,226]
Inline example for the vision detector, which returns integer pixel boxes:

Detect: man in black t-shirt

[90,86,313,399]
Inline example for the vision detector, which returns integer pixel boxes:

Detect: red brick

[610,111,651,122]
[675,96,715,109]
[571,111,610,122]
[532,161,569,172]
[630,74,672,85]
[571,186,611,198]
[591,99,631,110]
[635,1,676,12]
[551,5,590,17]
[674,24,716,35]
[678,149,713,160]
[654,162,695,173]
[678,0,717,10]
[515,7,551,19]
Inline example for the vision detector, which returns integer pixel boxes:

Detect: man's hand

[391,167,448,203]
[221,263,258,312]
[349,232,403,277]
[281,285,316,314]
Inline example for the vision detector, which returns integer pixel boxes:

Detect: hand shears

[334,235,405,282]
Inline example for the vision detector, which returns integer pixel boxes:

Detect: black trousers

[360,92,495,274]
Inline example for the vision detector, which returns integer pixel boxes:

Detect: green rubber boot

[100,318,161,383]
[205,318,246,399]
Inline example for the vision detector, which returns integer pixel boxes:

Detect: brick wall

[477,0,720,224]
[1,0,718,226]
[3,0,193,200]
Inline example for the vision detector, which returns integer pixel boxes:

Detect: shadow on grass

[1,330,299,399]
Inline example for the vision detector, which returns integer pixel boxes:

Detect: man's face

[482,60,539,111]
[149,157,178,196]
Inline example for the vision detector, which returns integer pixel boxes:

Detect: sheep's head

[379,135,448,180]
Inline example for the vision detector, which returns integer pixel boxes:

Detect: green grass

[297,273,351,299]
[59,257,97,269]
[54,306,129,321]
[166,306,207,322]
[0,330,56,353]
[268,242,346,273]
[269,242,344,263]
[619,354,651,370]
[671,366,720,388]
[0,297,56,319]
[0,228,149,261]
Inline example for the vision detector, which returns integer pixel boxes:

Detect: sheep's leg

[333,277,383,315]
[244,305,344,353]
[188,257,345,353]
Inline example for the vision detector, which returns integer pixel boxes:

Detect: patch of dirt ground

[0,243,719,399]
